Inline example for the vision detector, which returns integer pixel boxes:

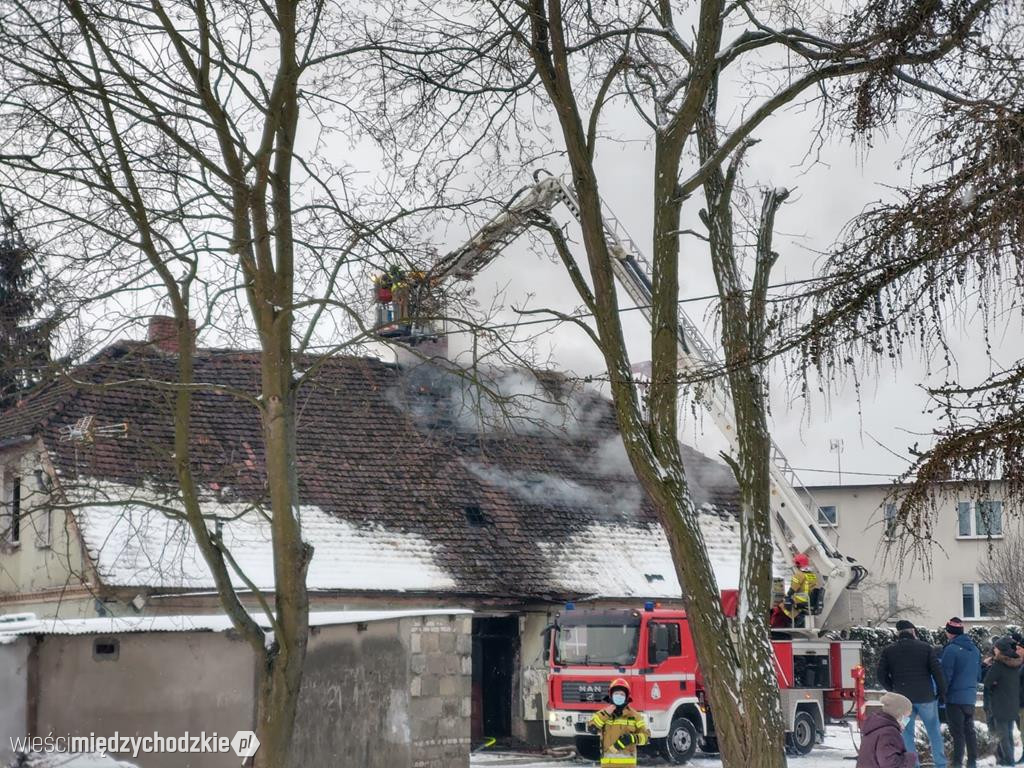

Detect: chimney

[147,315,196,354]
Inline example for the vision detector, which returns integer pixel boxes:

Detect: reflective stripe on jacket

[589,705,651,766]
[790,568,817,604]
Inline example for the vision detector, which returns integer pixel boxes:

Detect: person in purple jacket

[858,692,918,768]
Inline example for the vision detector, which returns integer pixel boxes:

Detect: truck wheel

[786,711,816,756]
[659,717,698,764]
[574,735,602,762]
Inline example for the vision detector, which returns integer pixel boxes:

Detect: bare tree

[859,578,924,627]
[978,529,1024,626]
[367,1,1005,764]
[0,3,456,765]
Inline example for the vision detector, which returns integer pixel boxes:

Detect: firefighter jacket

[788,568,817,605]
[589,704,651,766]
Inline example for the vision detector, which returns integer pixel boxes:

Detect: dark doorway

[471,616,519,742]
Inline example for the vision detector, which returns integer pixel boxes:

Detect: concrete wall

[6,614,471,768]
[0,636,30,763]
[35,631,253,768]
[805,482,1021,628]
[516,611,553,744]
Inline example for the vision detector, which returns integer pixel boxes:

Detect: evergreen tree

[0,199,44,407]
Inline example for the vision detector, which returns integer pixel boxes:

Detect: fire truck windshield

[555,624,640,666]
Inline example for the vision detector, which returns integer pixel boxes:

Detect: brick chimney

[147,315,196,354]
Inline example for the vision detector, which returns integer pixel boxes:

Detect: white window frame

[817,505,839,528]
[961,582,1004,620]
[887,583,899,615]
[33,469,52,549]
[956,500,1004,539]
[883,503,897,540]
[2,472,22,548]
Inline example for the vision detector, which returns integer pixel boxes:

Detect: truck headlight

[548,711,559,724]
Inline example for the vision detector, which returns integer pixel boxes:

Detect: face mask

[611,692,627,707]
[899,716,911,728]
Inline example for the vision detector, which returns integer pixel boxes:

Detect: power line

[790,466,906,479]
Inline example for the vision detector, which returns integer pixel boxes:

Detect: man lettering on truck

[588,678,651,766]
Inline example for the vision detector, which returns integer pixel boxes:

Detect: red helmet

[793,553,810,568]
[609,677,631,695]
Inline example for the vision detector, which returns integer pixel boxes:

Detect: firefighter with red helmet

[587,678,650,766]
[782,552,818,625]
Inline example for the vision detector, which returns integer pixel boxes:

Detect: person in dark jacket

[940,617,982,767]
[984,637,1022,766]
[877,620,949,768]
[857,692,917,768]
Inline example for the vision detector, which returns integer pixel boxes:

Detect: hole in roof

[464,505,488,526]
[644,573,665,583]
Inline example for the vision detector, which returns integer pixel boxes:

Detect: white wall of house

[0,443,90,603]
[803,482,1019,629]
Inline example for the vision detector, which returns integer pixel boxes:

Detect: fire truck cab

[547,604,862,764]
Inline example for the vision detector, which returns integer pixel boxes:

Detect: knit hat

[895,619,916,633]
[945,617,965,636]
[995,637,1020,658]
[880,692,913,719]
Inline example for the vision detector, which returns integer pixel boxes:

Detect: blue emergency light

[644,601,655,612]
[565,602,575,611]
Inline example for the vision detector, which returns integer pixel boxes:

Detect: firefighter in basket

[587,678,651,766]
[781,552,818,626]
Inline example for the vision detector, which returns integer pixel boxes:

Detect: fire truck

[545,602,865,762]
[371,171,870,760]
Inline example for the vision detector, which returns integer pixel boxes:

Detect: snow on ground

[8,754,139,768]
[469,725,1009,767]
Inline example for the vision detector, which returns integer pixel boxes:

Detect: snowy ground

[470,725,1012,767]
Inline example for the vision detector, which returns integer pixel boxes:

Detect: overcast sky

[427,96,1020,487]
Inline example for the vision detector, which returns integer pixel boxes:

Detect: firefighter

[588,678,651,766]
[782,552,818,626]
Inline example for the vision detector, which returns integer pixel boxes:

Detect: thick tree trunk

[252,317,311,768]
[697,102,787,767]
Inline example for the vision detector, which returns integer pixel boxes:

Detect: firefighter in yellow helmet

[782,552,818,626]
[588,678,651,766]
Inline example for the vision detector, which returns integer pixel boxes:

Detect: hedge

[837,624,1022,689]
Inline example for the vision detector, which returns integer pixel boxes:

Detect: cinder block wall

[289,614,471,768]
[407,615,472,768]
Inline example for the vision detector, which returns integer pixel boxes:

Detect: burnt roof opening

[464,505,488,526]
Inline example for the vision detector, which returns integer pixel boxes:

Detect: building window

[33,469,52,548]
[817,505,838,527]
[957,501,1003,538]
[3,476,20,546]
[883,503,898,539]
[962,582,1004,619]
[887,583,899,615]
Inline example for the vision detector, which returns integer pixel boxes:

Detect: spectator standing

[857,692,917,768]
[939,617,982,768]
[983,637,1022,767]
[877,620,949,768]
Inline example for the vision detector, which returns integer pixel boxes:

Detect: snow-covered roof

[0,346,753,601]
[0,609,471,637]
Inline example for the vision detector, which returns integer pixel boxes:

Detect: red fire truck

[546,603,864,763]
[369,174,871,760]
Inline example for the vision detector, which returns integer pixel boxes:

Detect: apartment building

[802,481,1019,629]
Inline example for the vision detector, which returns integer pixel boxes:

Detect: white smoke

[463,460,643,517]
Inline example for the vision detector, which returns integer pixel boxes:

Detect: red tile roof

[1,343,740,599]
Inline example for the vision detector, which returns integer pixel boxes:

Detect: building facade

[803,481,1019,629]
[0,326,765,749]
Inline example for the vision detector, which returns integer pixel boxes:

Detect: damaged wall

[3,613,471,768]
[288,614,471,768]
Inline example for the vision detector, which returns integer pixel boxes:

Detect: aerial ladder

[376,171,867,631]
